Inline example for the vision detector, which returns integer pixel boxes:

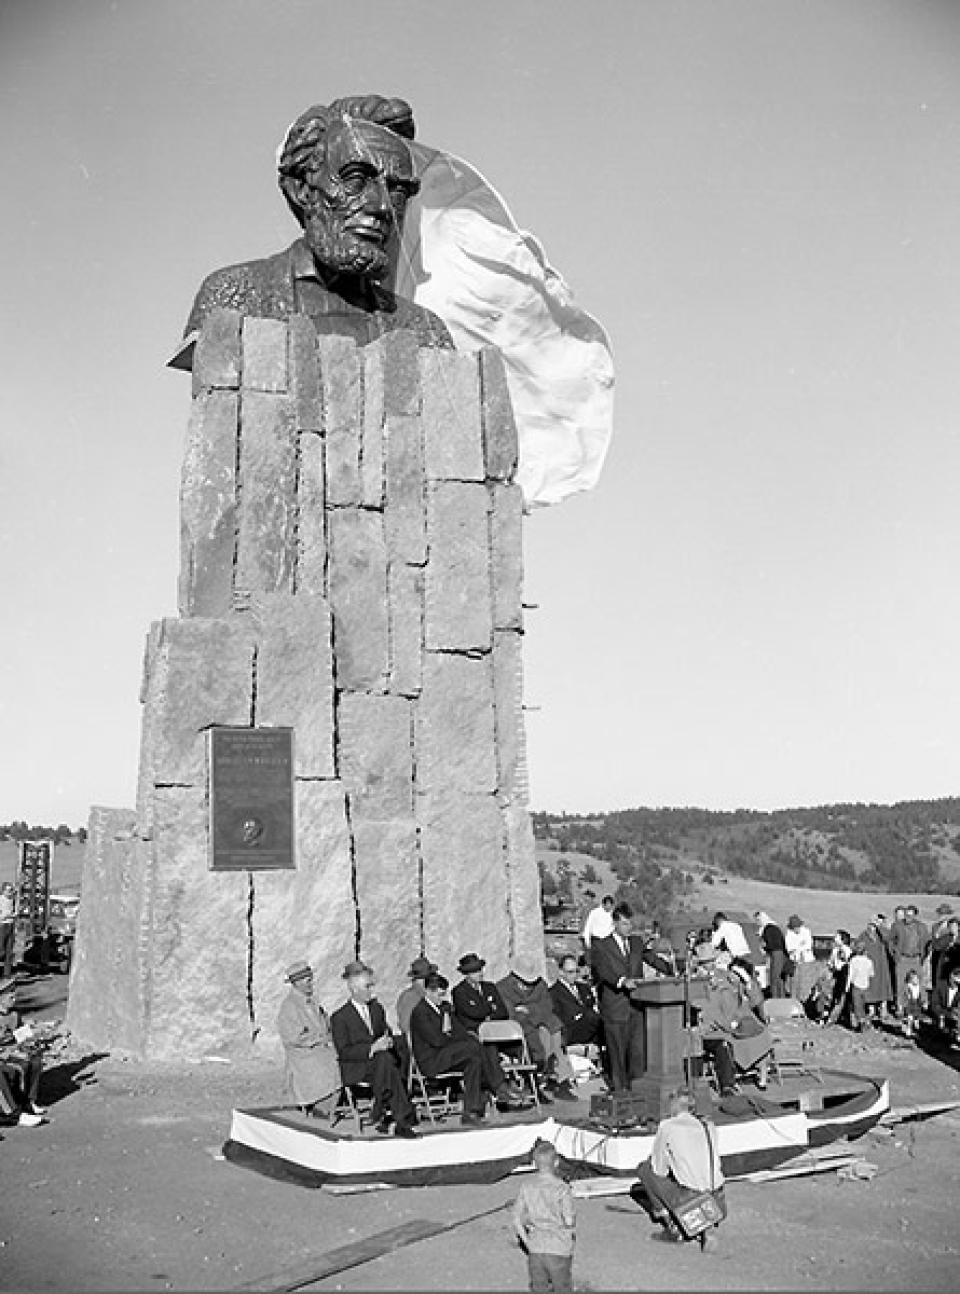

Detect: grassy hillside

[536,797,960,897]
[536,841,959,940]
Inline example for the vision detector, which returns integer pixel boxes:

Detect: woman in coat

[858,921,892,1018]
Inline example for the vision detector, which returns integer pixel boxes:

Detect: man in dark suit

[330,960,419,1138]
[591,903,672,1092]
[410,974,522,1125]
[451,952,510,1033]
[550,954,603,1048]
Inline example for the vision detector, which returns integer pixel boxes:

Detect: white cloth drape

[396,143,615,507]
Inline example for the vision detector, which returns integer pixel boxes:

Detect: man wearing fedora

[397,955,438,1038]
[276,960,340,1118]
[330,960,419,1138]
[451,952,510,1034]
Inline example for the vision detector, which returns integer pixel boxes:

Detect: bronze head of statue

[277,95,420,285]
[182,94,452,348]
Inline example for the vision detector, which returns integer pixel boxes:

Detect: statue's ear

[281,175,315,219]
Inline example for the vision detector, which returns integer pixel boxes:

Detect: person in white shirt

[784,914,818,1003]
[630,1089,725,1249]
[710,912,752,973]
[846,943,875,1032]
[581,896,615,952]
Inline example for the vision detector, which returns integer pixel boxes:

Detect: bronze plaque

[209,727,295,871]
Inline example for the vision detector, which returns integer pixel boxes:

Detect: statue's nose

[364,175,392,216]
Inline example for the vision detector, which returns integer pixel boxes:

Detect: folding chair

[478,1019,540,1110]
[331,1069,375,1135]
[407,1050,463,1126]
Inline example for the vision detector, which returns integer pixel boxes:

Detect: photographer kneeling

[629,1090,725,1249]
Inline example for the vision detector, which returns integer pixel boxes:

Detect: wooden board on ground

[239,1202,512,1293]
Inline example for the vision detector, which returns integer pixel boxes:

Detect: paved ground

[2,975,960,1292]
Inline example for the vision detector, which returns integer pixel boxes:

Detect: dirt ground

[2,974,960,1293]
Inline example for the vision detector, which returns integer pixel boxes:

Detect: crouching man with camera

[629,1090,726,1250]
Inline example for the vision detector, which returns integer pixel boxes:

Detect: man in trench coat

[276,960,340,1117]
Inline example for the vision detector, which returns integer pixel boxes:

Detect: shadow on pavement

[41,1052,109,1106]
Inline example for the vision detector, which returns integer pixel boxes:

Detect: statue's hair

[277,95,416,224]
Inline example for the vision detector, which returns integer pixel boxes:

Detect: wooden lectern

[630,975,709,1121]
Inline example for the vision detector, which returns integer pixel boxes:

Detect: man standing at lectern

[591,904,672,1092]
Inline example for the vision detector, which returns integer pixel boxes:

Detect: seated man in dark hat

[451,951,510,1034]
[276,959,339,1119]
[397,955,438,1038]
[330,960,419,1139]
[410,973,524,1125]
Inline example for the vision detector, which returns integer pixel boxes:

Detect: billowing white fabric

[396,143,615,507]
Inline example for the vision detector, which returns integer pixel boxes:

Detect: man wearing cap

[330,960,419,1138]
[410,973,522,1125]
[590,903,673,1093]
[497,955,577,1101]
[276,960,339,1118]
[397,956,438,1038]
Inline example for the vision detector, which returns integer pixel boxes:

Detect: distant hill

[534,797,960,903]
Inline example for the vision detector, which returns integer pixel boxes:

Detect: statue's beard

[304,215,392,283]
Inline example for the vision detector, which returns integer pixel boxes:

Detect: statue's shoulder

[376,287,454,350]
[184,244,297,336]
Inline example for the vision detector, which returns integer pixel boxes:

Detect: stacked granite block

[67,310,543,1060]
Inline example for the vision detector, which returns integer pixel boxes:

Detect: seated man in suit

[550,953,604,1049]
[930,966,960,1047]
[451,951,510,1033]
[497,955,577,1101]
[396,955,438,1038]
[591,903,673,1093]
[330,960,419,1139]
[410,973,523,1125]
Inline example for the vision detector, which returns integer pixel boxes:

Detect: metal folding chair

[478,1019,540,1110]
[331,1069,375,1135]
[407,1049,463,1126]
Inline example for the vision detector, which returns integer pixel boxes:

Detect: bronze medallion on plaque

[208,727,296,871]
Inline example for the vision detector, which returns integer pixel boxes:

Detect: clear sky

[1,0,958,824]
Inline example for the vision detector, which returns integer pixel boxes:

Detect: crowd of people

[767,905,960,1045]
[275,948,595,1139]
[275,899,960,1141]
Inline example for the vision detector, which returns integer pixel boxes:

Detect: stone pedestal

[67,313,544,1060]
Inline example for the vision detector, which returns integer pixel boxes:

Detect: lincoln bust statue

[184,94,452,349]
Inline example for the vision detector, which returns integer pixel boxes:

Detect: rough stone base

[69,318,545,1061]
